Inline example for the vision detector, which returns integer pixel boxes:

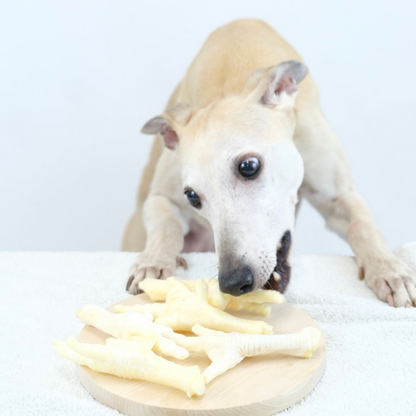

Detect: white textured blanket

[1,245,415,415]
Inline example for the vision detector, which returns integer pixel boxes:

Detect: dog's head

[142,61,307,295]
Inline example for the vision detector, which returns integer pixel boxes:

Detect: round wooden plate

[77,293,326,416]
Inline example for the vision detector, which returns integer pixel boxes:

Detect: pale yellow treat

[153,278,273,334]
[76,304,188,359]
[174,325,321,384]
[138,278,176,301]
[114,302,167,319]
[207,281,285,315]
[105,336,157,353]
[138,277,285,317]
[53,337,205,397]
[230,288,285,305]
[225,299,272,316]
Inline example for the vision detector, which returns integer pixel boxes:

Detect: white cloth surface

[1,244,415,416]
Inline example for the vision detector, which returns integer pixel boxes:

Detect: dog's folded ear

[245,61,308,110]
[141,103,193,150]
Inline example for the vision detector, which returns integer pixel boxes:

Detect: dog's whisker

[196,262,218,280]
[208,273,218,281]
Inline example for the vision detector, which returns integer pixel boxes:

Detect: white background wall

[1,0,415,254]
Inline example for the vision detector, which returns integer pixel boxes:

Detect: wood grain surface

[77,293,326,416]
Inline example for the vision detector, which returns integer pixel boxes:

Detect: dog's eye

[184,189,201,208]
[238,157,260,178]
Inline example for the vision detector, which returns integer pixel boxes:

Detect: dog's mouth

[263,230,292,293]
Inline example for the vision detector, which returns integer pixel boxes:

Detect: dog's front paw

[361,256,416,307]
[126,253,187,295]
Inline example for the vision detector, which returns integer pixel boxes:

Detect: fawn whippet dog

[123,19,415,307]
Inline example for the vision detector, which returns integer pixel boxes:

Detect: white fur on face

[179,101,304,289]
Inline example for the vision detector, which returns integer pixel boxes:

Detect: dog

[123,19,416,307]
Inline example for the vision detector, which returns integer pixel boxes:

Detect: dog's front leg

[126,194,189,295]
[297,107,416,307]
[314,190,416,307]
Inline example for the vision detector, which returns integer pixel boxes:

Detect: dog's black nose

[219,267,254,296]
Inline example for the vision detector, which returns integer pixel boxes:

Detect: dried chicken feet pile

[116,277,274,334]
[53,337,204,397]
[54,276,321,397]
[175,324,321,383]
[76,304,187,359]
[116,277,285,317]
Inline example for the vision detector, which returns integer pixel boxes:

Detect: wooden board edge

[77,354,326,416]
